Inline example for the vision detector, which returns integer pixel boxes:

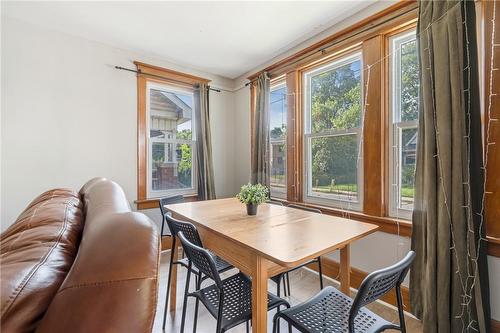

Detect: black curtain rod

[114,66,221,92]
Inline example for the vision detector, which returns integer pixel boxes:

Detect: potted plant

[236,183,269,216]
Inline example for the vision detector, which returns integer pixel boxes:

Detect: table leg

[251,255,269,333]
[169,240,179,311]
[340,244,351,295]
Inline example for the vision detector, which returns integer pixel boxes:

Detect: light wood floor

[154,252,423,333]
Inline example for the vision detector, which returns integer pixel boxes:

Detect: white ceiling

[2,1,379,79]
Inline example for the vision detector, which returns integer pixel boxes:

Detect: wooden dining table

[165,198,379,333]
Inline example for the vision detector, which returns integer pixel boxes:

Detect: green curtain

[194,83,216,200]
[251,72,271,186]
[410,1,490,332]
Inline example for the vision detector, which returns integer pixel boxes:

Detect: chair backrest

[287,203,322,214]
[159,195,184,218]
[165,215,203,247]
[177,231,222,288]
[349,251,416,322]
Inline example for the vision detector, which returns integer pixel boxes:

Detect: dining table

[165,198,379,333]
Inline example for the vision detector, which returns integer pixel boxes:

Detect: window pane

[270,85,287,194]
[399,127,417,210]
[270,86,287,139]
[400,39,419,122]
[152,143,193,191]
[270,143,286,188]
[311,134,358,201]
[149,85,195,193]
[149,88,193,138]
[389,30,419,218]
[310,59,362,133]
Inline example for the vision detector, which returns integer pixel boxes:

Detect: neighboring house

[270,140,286,186]
[403,131,417,166]
[150,89,192,190]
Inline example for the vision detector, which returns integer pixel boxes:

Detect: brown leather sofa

[0,178,160,333]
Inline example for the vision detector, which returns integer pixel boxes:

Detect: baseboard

[492,319,500,332]
[306,256,411,312]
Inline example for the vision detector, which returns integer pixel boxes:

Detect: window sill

[273,199,500,257]
[135,194,199,210]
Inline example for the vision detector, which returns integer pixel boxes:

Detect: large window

[269,82,287,198]
[389,30,419,218]
[303,53,363,208]
[147,81,196,197]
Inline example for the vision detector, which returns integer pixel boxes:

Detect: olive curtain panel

[251,72,271,186]
[410,1,490,332]
[194,83,216,200]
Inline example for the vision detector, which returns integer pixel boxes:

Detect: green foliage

[401,164,415,188]
[310,62,362,133]
[236,183,269,205]
[177,129,192,186]
[270,126,286,139]
[400,40,419,121]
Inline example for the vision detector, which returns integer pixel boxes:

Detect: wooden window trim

[135,62,210,210]
[249,1,500,257]
[482,0,500,253]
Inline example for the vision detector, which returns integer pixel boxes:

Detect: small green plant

[236,183,269,205]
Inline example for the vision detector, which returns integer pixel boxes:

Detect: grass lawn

[313,183,415,198]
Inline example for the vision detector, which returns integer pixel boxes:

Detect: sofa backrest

[0,189,85,332]
[37,178,160,333]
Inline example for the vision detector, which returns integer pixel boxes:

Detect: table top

[165,198,379,266]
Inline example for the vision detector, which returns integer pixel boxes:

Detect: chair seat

[191,272,288,331]
[278,286,397,333]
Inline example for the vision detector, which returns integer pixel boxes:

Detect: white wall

[0,17,235,230]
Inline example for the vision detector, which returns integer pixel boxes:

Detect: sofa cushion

[0,189,84,333]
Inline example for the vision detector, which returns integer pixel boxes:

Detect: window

[389,30,419,219]
[269,82,287,198]
[303,53,363,209]
[146,81,197,197]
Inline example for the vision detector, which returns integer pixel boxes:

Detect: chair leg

[395,284,407,333]
[276,276,281,297]
[272,312,282,333]
[162,237,177,330]
[246,321,250,333]
[216,292,224,333]
[317,257,324,289]
[282,275,288,297]
[286,273,291,296]
[192,273,202,333]
[180,268,192,333]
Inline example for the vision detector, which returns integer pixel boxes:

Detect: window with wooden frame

[250,1,500,257]
[269,80,288,199]
[249,1,419,236]
[135,62,210,210]
[303,52,363,210]
[388,29,419,219]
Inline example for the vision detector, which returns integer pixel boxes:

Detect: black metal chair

[272,251,416,333]
[162,215,234,330]
[159,195,184,237]
[270,204,325,297]
[178,231,291,333]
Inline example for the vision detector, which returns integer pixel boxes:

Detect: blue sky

[270,86,287,130]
